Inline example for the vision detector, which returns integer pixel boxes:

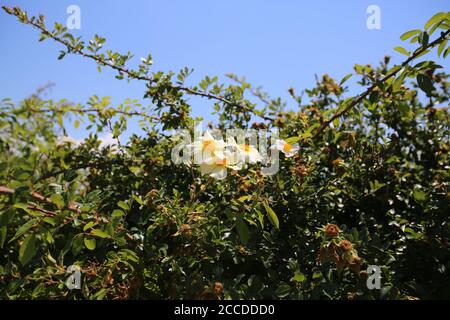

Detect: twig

[0,185,80,214]
[313,29,450,137]
[2,6,272,121]
[27,107,160,121]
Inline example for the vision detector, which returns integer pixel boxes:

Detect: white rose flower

[191,131,226,164]
[199,150,240,180]
[227,137,262,164]
[274,139,299,157]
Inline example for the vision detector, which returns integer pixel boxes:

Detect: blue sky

[0,0,448,140]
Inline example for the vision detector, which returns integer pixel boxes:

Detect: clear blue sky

[0,0,448,140]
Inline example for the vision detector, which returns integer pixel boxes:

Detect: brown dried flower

[339,240,353,252]
[324,223,340,238]
[213,282,223,295]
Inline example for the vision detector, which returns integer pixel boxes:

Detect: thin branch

[27,204,57,216]
[313,29,450,137]
[0,185,80,214]
[2,6,273,121]
[27,106,160,121]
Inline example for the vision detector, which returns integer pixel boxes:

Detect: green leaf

[117,201,130,211]
[13,203,29,213]
[385,156,399,164]
[84,236,96,250]
[43,217,56,226]
[285,136,299,144]
[394,46,409,56]
[9,219,37,243]
[424,12,446,30]
[91,229,110,238]
[293,272,306,283]
[380,286,393,299]
[83,221,97,232]
[339,73,353,85]
[46,231,54,244]
[444,46,450,58]
[0,226,7,248]
[263,203,279,229]
[416,74,434,95]
[0,209,15,227]
[236,218,249,244]
[255,209,264,229]
[369,91,379,104]
[19,234,37,266]
[112,209,125,218]
[413,189,426,202]
[400,29,421,41]
[50,193,64,209]
[428,19,446,36]
[332,117,340,128]
[237,195,251,203]
[72,234,84,256]
[419,32,429,47]
[275,284,290,298]
[129,166,142,176]
[438,39,448,57]
[93,288,108,300]
[57,51,66,60]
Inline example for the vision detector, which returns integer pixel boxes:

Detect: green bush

[0,7,449,299]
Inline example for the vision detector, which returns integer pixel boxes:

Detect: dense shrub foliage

[0,7,449,299]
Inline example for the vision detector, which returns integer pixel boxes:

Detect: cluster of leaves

[0,7,449,299]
